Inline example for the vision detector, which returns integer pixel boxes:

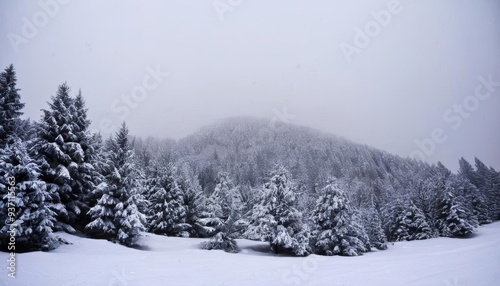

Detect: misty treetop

[1,64,500,256]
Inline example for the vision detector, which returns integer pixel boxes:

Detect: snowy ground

[2,222,500,286]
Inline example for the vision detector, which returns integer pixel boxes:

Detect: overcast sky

[1,0,499,171]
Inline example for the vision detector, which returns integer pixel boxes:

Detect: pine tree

[452,173,491,225]
[0,64,24,146]
[399,202,433,241]
[85,122,146,247]
[201,207,241,253]
[382,200,433,241]
[183,186,217,238]
[435,190,477,237]
[245,165,311,256]
[310,183,370,256]
[490,167,500,220]
[208,173,245,232]
[458,158,478,186]
[412,179,440,233]
[474,158,500,220]
[209,172,241,220]
[146,163,190,236]
[361,206,387,250]
[201,172,247,252]
[173,163,220,238]
[0,138,59,252]
[32,83,98,232]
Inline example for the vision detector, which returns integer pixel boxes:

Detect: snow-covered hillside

[2,222,500,286]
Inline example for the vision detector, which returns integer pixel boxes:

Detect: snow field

[2,222,499,286]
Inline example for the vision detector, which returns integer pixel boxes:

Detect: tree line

[1,64,499,256]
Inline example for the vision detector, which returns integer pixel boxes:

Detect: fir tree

[399,202,433,241]
[174,163,220,238]
[310,183,370,256]
[146,163,190,236]
[383,200,433,241]
[201,207,241,253]
[435,191,477,237]
[0,139,59,252]
[490,167,500,220]
[458,158,478,186]
[0,64,24,146]
[201,172,247,252]
[33,83,98,231]
[361,206,387,250]
[474,158,500,220]
[209,172,241,220]
[208,173,245,232]
[245,165,311,256]
[85,122,146,247]
[453,173,490,225]
[183,185,217,238]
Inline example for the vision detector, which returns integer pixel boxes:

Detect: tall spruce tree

[474,158,500,220]
[33,83,97,232]
[0,64,24,146]
[0,138,59,252]
[201,172,246,253]
[146,163,190,236]
[382,200,433,242]
[245,165,311,256]
[85,122,146,246]
[458,158,478,186]
[173,162,219,238]
[435,190,477,237]
[310,183,370,256]
[361,205,387,250]
[452,173,491,225]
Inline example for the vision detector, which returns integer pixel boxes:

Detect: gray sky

[1,0,499,171]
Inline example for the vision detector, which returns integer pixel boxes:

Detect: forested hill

[173,117,431,198]
[2,65,498,254]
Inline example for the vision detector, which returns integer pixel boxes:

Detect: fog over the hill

[1,0,499,170]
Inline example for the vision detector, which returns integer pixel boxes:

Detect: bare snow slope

[2,222,500,286]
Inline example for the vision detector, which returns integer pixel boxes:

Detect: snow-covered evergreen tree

[310,183,370,256]
[399,202,433,241]
[85,122,146,247]
[183,186,217,238]
[458,157,477,185]
[361,205,387,250]
[435,190,477,237]
[474,158,500,221]
[0,64,24,146]
[32,83,98,231]
[201,172,247,252]
[146,163,190,236]
[451,173,491,225]
[208,173,245,231]
[0,138,59,251]
[383,200,433,241]
[172,163,219,238]
[201,207,241,253]
[209,172,241,219]
[245,165,311,256]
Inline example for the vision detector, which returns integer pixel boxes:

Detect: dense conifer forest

[1,64,499,256]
